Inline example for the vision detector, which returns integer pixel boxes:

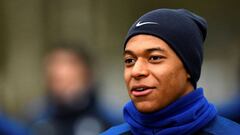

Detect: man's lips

[130,85,156,97]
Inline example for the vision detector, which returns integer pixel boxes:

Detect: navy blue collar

[123,88,217,135]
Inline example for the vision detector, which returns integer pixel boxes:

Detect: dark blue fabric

[200,115,240,135]
[217,92,240,123]
[0,113,28,135]
[100,123,130,135]
[124,9,207,88]
[123,88,217,135]
[101,115,240,135]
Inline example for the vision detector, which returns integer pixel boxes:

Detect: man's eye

[124,58,135,65]
[149,56,163,62]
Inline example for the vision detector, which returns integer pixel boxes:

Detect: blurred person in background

[102,8,240,135]
[26,43,111,135]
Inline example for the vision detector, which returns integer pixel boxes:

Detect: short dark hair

[45,41,93,69]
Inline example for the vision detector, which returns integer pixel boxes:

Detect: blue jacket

[101,115,240,135]
[0,113,28,135]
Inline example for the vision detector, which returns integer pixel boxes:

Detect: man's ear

[187,74,191,79]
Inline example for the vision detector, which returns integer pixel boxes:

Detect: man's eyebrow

[145,47,165,53]
[124,47,165,55]
[123,50,134,55]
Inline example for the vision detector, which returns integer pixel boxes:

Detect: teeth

[136,88,145,91]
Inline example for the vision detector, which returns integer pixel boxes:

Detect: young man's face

[45,49,90,104]
[124,34,194,113]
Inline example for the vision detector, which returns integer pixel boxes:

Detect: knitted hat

[124,8,207,88]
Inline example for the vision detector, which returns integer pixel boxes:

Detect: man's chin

[133,100,161,113]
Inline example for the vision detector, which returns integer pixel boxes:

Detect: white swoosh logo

[136,21,158,27]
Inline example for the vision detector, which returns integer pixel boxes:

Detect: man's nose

[131,59,149,80]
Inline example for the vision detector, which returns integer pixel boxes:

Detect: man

[102,8,240,135]
[28,44,110,135]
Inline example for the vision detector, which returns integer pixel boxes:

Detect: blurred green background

[0,0,239,118]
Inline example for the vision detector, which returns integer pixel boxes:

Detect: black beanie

[124,8,207,88]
